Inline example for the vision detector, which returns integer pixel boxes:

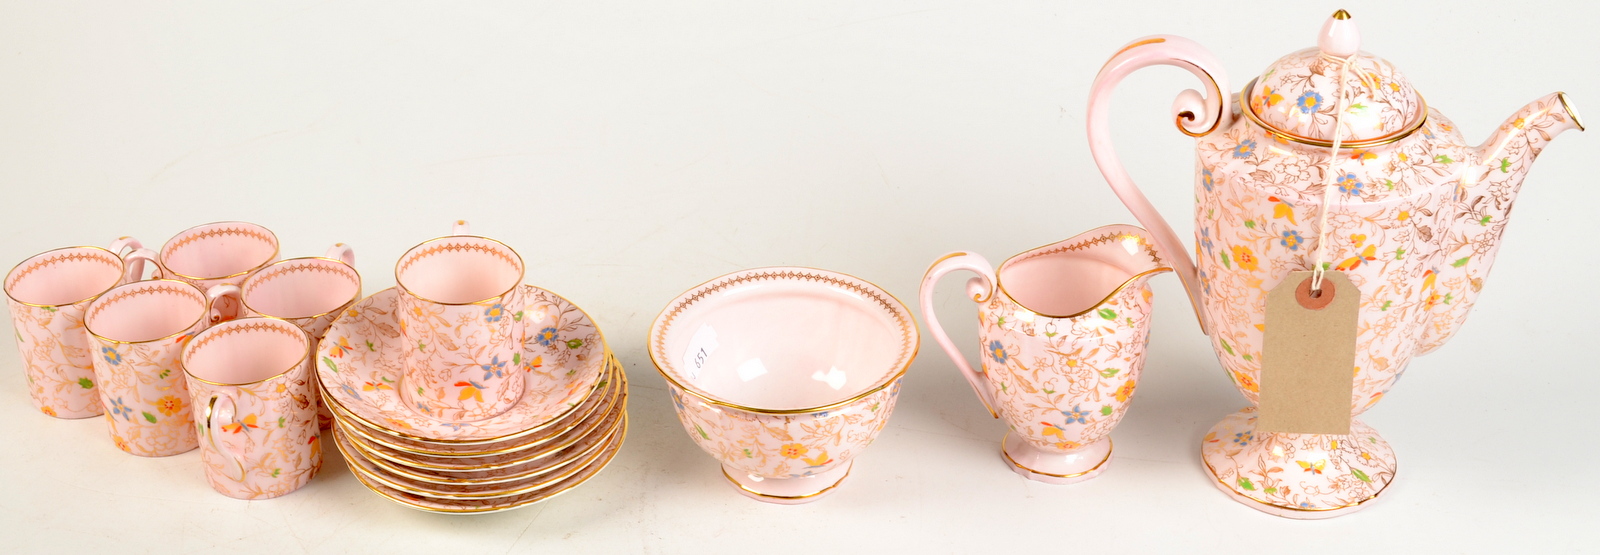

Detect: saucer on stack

[316,285,627,514]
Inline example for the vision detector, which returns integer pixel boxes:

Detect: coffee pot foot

[720,462,852,505]
[1000,433,1114,485]
[1199,408,1397,519]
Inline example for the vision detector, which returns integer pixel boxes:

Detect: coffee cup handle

[109,237,162,283]
[204,394,249,482]
[119,248,164,283]
[452,220,470,235]
[918,252,1001,418]
[204,285,243,326]
[324,243,356,266]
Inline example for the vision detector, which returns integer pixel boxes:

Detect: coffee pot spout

[1417,93,1583,354]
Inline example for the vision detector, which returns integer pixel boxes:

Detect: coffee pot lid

[1242,10,1427,148]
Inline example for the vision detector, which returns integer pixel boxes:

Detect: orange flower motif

[1113,380,1137,403]
[114,436,131,453]
[1232,370,1259,393]
[779,443,808,459]
[1231,245,1260,272]
[156,395,184,417]
[1053,441,1083,450]
[40,406,57,417]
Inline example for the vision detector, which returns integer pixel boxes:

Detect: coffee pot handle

[918,252,1000,418]
[1086,35,1231,335]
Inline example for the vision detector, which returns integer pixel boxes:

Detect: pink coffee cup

[83,279,237,456]
[395,221,526,422]
[4,242,160,418]
[145,222,281,322]
[210,243,361,429]
[183,317,322,499]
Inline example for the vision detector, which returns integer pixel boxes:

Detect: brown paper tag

[1256,270,1358,435]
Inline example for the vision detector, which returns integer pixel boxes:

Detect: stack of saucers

[315,285,627,514]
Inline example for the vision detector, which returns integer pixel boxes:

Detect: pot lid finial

[1243,10,1427,148]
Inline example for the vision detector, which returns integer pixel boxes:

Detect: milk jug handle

[917,252,1001,418]
[1085,35,1230,335]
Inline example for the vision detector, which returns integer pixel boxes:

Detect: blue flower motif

[338,384,362,401]
[1336,173,1363,195]
[483,303,506,323]
[1233,431,1253,446]
[1232,139,1257,159]
[1061,405,1090,425]
[534,327,559,347]
[1280,230,1304,251]
[1200,227,1215,258]
[101,347,122,366]
[987,340,1008,364]
[1202,168,1215,191]
[1297,501,1316,509]
[1296,91,1323,114]
[108,397,133,421]
[481,355,506,380]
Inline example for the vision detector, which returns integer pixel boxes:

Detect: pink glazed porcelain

[182,318,321,499]
[920,225,1169,484]
[1086,11,1581,517]
[395,221,527,423]
[648,267,918,504]
[4,244,159,418]
[212,243,360,429]
[146,222,281,322]
[83,279,236,456]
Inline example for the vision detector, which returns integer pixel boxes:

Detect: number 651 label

[681,324,720,381]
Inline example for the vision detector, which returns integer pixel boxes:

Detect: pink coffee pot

[1086,10,1582,518]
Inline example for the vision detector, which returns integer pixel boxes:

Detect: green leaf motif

[1220,339,1235,356]
[1265,487,1278,494]
[513,311,524,322]
[744,449,752,458]
[1395,248,1405,260]
[1041,389,1054,394]
[322,357,337,373]
[1098,368,1120,378]
[272,469,281,477]
[1242,354,1254,362]
[1237,477,1256,491]
[1381,300,1392,311]
[77,378,94,389]
[1499,158,1512,173]
[1220,252,1232,269]
[1097,308,1117,321]
[365,340,376,351]
[694,424,710,440]
[158,369,170,379]
[1452,256,1470,268]
[566,339,584,349]
[142,412,157,423]
[1044,332,1057,338]
[1352,469,1372,483]
[1100,405,1113,416]
[513,353,522,365]
[1479,216,1492,226]
[1244,220,1256,229]
[1434,154,1454,165]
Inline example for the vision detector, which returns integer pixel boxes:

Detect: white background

[1,1,1595,552]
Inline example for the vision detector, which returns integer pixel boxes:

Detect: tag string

[1309,54,1356,293]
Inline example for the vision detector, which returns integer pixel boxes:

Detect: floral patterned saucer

[316,285,606,443]
[348,401,625,486]
[341,384,626,473]
[346,420,625,515]
[332,358,623,458]
[338,413,626,502]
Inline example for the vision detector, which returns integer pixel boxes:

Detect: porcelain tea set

[3,11,1582,518]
